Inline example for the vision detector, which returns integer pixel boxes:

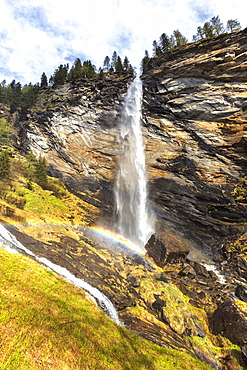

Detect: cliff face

[14,30,247,257]
[142,29,247,254]
[14,74,133,223]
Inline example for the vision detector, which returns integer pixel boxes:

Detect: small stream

[0,224,122,325]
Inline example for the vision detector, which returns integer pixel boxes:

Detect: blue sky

[0,0,246,85]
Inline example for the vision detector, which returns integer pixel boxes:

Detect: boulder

[235,284,247,302]
[152,297,166,311]
[210,299,247,346]
[145,232,189,267]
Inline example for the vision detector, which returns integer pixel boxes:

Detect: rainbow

[79,225,147,255]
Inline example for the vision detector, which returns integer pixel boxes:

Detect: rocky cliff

[14,30,247,257]
[142,29,247,258]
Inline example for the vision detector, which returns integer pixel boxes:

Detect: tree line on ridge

[141,16,241,70]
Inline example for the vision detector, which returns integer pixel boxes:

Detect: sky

[0,0,246,85]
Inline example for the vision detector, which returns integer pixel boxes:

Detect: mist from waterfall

[115,76,154,252]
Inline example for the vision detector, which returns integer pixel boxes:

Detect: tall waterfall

[115,76,154,252]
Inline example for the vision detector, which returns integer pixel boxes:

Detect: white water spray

[0,224,121,325]
[115,77,154,251]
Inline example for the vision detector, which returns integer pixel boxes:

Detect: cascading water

[115,76,154,252]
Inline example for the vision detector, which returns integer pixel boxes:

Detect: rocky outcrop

[142,29,247,254]
[210,299,247,346]
[12,74,133,225]
[145,232,189,267]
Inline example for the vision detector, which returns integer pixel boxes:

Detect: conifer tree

[173,29,188,47]
[103,56,110,72]
[159,33,170,52]
[210,16,224,35]
[41,72,48,87]
[115,56,123,73]
[226,19,241,32]
[123,56,129,71]
[141,50,150,72]
[34,157,48,187]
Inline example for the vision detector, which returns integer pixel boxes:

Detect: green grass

[0,249,213,370]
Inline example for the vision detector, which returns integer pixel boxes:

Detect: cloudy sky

[0,0,246,85]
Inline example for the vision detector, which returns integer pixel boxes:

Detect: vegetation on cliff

[142,15,242,70]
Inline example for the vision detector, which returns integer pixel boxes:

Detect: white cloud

[0,0,246,84]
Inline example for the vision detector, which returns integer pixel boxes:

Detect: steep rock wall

[142,29,247,254]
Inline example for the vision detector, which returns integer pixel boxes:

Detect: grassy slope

[0,249,213,370]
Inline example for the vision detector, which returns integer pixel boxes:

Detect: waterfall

[115,76,154,252]
[0,224,122,325]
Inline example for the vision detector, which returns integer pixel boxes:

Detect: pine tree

[159,33,170,52]
[34,157,48,187]
[41,72,48,87]
[53,64,69,86]
[203,22,214,38]
[68,58,83,82]
[152,40,162,57]
[226,19,241,33]
[123,56,129,71]
[210,16,224,35]
[103,56,110,72]
[112,51,118,71]
[141,50,150,72]
[173,30,188,47]
[115,56,123,73]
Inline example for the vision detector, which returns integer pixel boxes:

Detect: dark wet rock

[235,284,247,302]
[119,311,192,353]
[210,299,247,346]
[152,297,166,311]
[127,275,140,288]
[145,232,189,267]
[193,348,221,370]
[242,344,247,366]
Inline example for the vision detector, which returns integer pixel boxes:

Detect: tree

[112,51,118,71]
[193,26,204,41]
[68,58,83,82]
[0,150,11,179]
[141,50,150,72]
[53,64,69,86]
[226,19,241,33]
[210,16,224,35]
[103,56,110,72]
[21,83,40,109]
[115,56,123,73]
[81,60,95,79]
[34,157,48,187]
[203,22,214,38]
[173,29,188,47]
[159,33,170,52]
[123,56,129,71]
[40,72,48,87]
[0,118,11,146]
[152,40,162,57]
